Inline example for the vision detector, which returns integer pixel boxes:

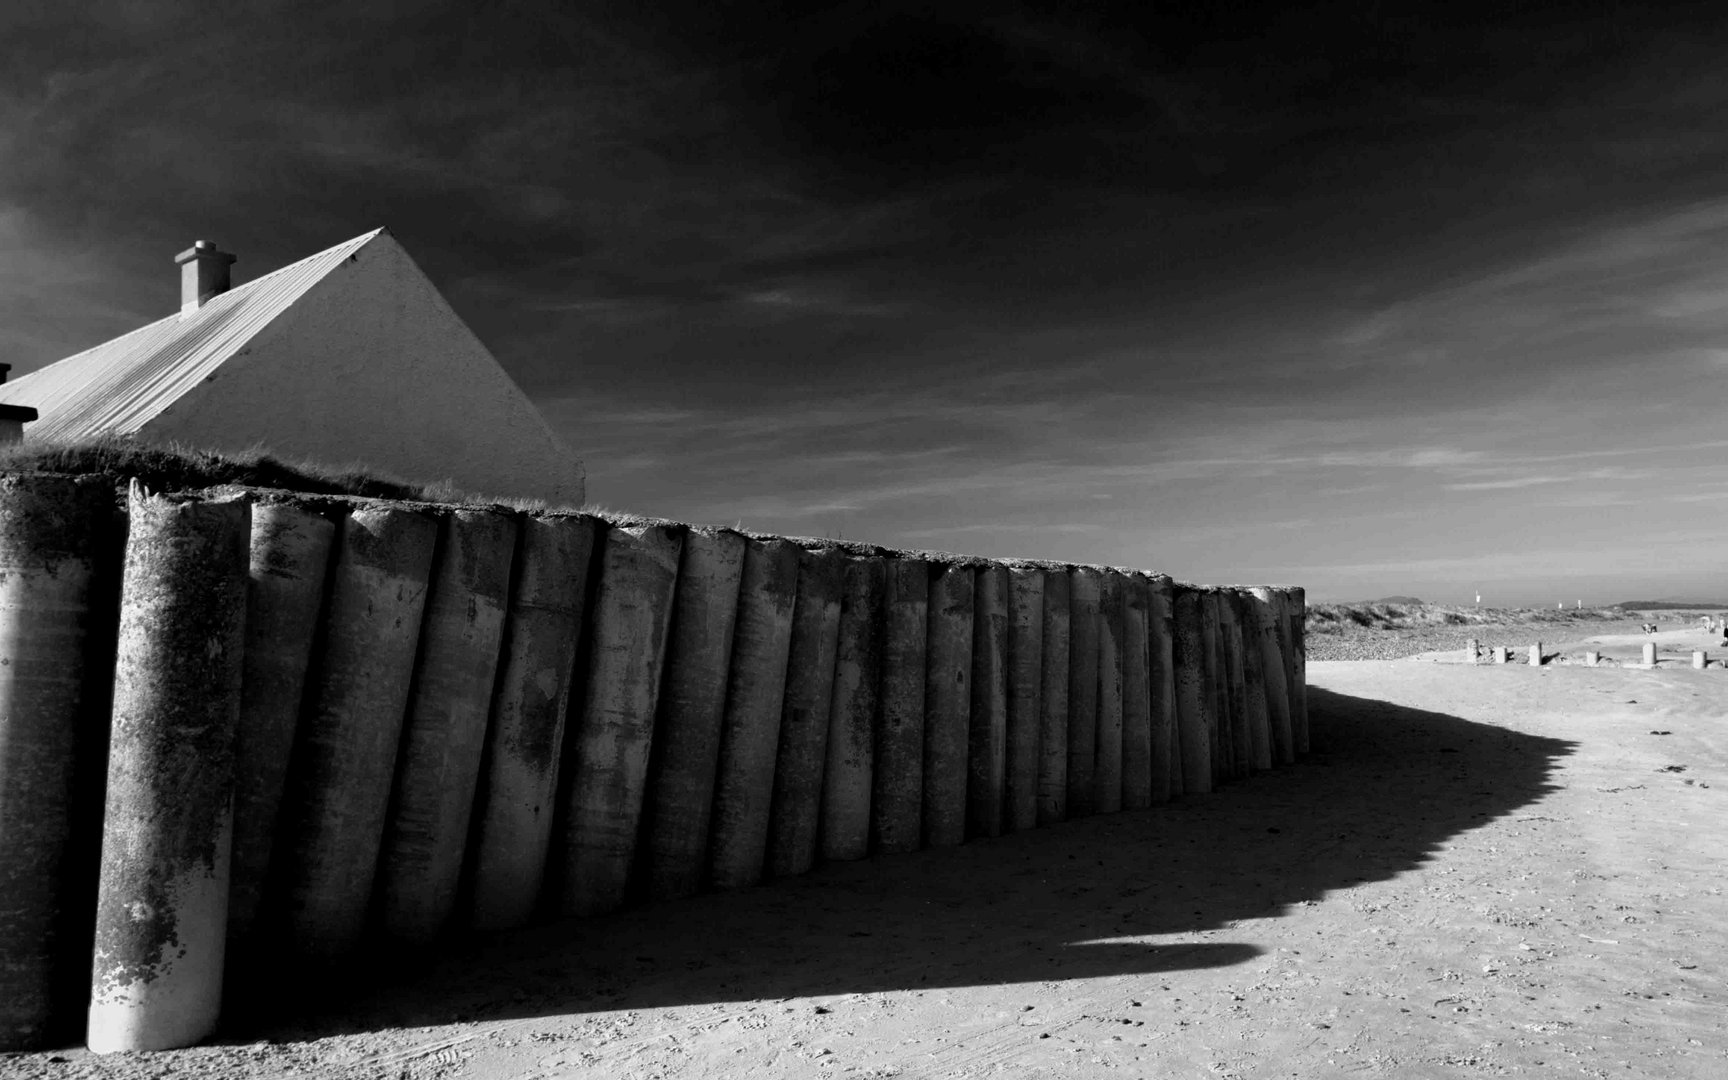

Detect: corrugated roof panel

[0,229,383,442]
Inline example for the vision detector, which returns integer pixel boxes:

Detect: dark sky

[6,1,1728,602]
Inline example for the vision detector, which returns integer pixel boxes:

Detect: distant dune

[1371,595,1424,605]
[1611,599,1728,611]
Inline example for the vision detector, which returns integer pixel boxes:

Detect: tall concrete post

[1200,591,1228,786]
[272,505,439,964]
[870,557,928,856]
[1229,590,1272,773]
[1279,586,1308,754]
[1493,646,1509,664]
[1120,573,1152,810]
[922,562,974,847]
[1145,575,1177,801]
[968,564,1010,838]
[1065,568,1103,816]
[1171,587,1213,794]
[1003,566,1045,832]
[467,514,599,932]
[1584,650,1600,667]
[555,524,683,918]
[1035,568,1070,825]
[1216,592,1252,781]
[1248,587,1294,766]
[765,547,844,878]
[1694,650,1708,669]
[1528,643,1543,667]
[226,500,336,955]
[375,509,518,944]
[709,539,802,888]
[87,489,248,1053]
[822,557,885,861]
[637,529,747,902]
[1094,571,1126,815]
[0,476,121,1051]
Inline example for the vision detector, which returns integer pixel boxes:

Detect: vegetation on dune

[1306,601,1623,635]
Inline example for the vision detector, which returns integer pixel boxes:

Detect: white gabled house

[0,229,585,504]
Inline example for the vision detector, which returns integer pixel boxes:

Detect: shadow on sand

[235,686,1575,1040]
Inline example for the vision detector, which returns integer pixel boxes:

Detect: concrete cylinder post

[1584,650,1600,667]
[637,529,747,902]
[1004,565,1045,832]
[968,563,1010,839]
[467,515,599,933]
[1120,573,1152,810]
[869,556,928,856]
[1035,568,1070,825]
[1094,571,1126,815]
[1172,587,1213,795]
[1229,590,1272,773]
[1248,587,1294,766]
[822,557,885,861]
[1491,645,1507,664]
[1216,592,1252,781]
[765,547,844,878]
[272,505,438,965]
[1528,643,1543,667]
[1694,650,1708,669]
[1065,568,1103,817]
[1200,591,1228,786]
[87,489,248,1053]
[1279,586,1309,755]
[555,524,683,918]
[1146,576,1178,800]
[923,562,974,847]
[376,509,518,944]
[708,539,802,888]
[226,501,335,955]
[1466,638,1479,663]
[1642,642,1656,668]
[0,476,121,1051]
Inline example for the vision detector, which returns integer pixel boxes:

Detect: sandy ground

[8,661,1726,1079]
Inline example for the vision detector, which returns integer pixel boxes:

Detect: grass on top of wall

[0,436,444,502]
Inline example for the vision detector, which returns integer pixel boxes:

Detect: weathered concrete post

[709,539,803,888]
[1228,590,1272,773]
[1094,571,1126,814]
[637,529,747,902]
[376,509,517,944]
[1527,643,1543,667]
[870,556,928,856]
[923,562,974,847]
[1584,650,1600,667]
[1172,587,1213,794]
[1492,645,1509,664]
[1146,575,1178,800]
[1465,638,1480,663]
[1035,568,1070,825]
[1216,592,1252,781]
[272,504,439,964]
[1065,568,1103,816]
[1694,650,1707,669]
[765,547,844,878]
[0,476,120,1051]
[969,563,1010,838]
[1200,591,1228,786]
[1120,573,1152,810]
[226,500,335,954]
[1004,565,1045,832]
[1280,586,1308,754]
[1248,587,1294,766]
[555,524,683,917]
[88,489,248,1053]
[822,557,885,861]
[1642,642,1657,668]
[467,514,598,932]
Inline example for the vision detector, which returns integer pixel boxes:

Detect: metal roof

[0,229,383,441]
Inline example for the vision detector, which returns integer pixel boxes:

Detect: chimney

[175,240,236,315]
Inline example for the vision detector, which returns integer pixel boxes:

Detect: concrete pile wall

[0,477,1307,1053]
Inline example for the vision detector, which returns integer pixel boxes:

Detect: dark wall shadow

[232,686,1575,1041]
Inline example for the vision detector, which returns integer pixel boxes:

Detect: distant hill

[1372,595,1424,605]
[1612,600,1728,611]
